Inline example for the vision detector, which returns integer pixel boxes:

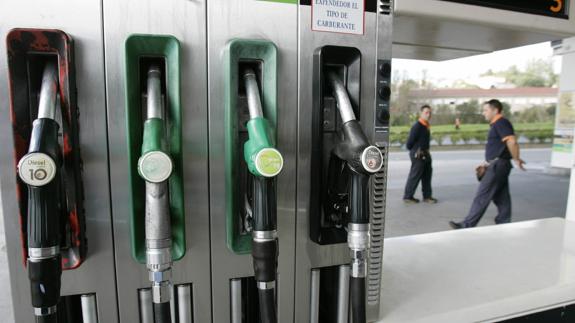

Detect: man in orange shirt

[403,105,437,204]
[450,99,525,229]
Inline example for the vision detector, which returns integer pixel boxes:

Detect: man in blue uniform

[450,99,525,229]
[403,105,437,204]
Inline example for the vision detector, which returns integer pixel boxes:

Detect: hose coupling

[350,249,368,278]
[347,223,370,251]
[28,246,59,261]
[146,247,172,272]
[257,281,276,290]
[34,305,57,316]
[253,230,278,242]
[151,279,172,304]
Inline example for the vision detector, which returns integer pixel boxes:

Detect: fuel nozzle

[138,65,173,323]
[242,67,283,323]
[16,62,62,323]
[326,70,383,323]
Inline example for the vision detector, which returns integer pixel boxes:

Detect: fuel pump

[242,67,283,323]
[123,34,187,323]
[326,70,383,323]
[17,62,63,323]
[7,28,88,323]
[138,65,174,323]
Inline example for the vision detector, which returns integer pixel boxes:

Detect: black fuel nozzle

[17,62,63,322]
[326,70,383,323]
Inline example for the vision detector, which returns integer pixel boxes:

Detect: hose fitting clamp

[347,223,370,251]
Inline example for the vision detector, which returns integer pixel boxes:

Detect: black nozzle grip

[334,120,369,174]
[28,119,60,158]
[28,256,62,308]
[27,182,61,248]
[252,177,277,232]
[251,239,278,282]
[25,119,61,249]
[349,172,370,224]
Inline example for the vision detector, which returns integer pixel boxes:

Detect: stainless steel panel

[81,294,99,323]
[207,1,298,322]
[102,0,211,322]
[230,279,242,323]
[0,1,118,322]
[177,284,193,323]
[310,269,320,323]
[296,3,388,322]
[367,8,394,320]
[139,289,153,323]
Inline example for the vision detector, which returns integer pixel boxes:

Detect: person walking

[449,99,525,229]
[403,105,437,204]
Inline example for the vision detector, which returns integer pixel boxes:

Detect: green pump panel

[224,39,278,254]
[124,34,185,263]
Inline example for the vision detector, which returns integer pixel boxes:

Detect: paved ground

[385,148,570,237]
[0,148,569,321]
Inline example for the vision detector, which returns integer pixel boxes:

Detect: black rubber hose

[153,302,172,323]
[258,288,277,323]
[35,313,58,323]
[350,276,366,323]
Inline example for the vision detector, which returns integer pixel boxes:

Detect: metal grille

[368,146,387,305]
[379,0,392,15]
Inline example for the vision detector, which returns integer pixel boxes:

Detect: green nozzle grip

[244,117,283,177]
[142,119,165,155]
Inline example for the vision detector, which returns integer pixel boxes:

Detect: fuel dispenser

[207,1,298,321]
[243,66,283,322]
[138,65,176,322]
[2,22,117,322]
[103,0,211,321]
[7,29,84,323]
[295,1,393,322]
[221,39,284,323]
[223,40,284,321]
[123,35,188,323]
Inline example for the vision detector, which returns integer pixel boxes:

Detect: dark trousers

[403,154,432,199]
[462,159,512,227]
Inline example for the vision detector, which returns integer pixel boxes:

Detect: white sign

[18,152,57,187]
[312,0,364,35]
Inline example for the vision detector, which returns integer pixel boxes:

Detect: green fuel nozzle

[138,65,173,323]
[243,69,283,179]
[242,67,281,323]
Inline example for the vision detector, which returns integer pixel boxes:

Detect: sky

[392,41,562,87]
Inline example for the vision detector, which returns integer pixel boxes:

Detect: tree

[390,75,420,126]
[494,59,558,88]
[455,100,483,124]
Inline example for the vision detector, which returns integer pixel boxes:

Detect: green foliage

[490,59,558,88]
[455,100,484,124]
[390,122,554,147]
[513,104,556,123]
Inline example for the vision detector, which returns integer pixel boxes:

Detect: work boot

[449,221,463,230]
[423,197,438,204]
[403,198,420,204]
